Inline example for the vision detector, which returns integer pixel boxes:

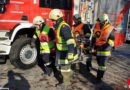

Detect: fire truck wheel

[9,38,37,69]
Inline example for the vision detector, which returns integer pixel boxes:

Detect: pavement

[0,43,130,90]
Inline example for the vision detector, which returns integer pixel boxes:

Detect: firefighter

[93,14,115,84]
[73,14,92,72]
[49,9,78,88]
[32,16,55,77]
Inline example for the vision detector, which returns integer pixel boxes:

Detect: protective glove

[67,53,74,64]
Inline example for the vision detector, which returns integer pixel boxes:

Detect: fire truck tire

[9,38,38,69]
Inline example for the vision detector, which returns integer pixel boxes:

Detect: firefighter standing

[49,9,78,88]
[73,14,92,72]
[93,14,115,83]
[32,16,55,77]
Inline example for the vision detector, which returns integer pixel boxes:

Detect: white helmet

[33,16,45,25]
[49,9,64,20]
[98,14,109,23]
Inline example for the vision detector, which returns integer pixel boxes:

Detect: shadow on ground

[112,50,130,59]
[72,63,114,90]
[3,70,30,90]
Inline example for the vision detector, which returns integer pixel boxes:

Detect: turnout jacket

[93,22,115,56]
[54,19,78,66]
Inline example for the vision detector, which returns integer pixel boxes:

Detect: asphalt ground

[0,43,130,90]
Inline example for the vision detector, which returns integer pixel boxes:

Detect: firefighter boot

[56,83,69,90]
[42,65,53,79]
[86,59,92,72]
[73,63,79,78]
[96,70,105,83]
[60,65,73,86]
[96,70,106,87]
[57,71,72,90]
[55,69,63,87]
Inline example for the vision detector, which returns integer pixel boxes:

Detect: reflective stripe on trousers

[58,59,69,65]
[40,50,50,54]
[98,66,107,71]
[97,51,111,56]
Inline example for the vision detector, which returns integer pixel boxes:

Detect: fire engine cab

[0,0,73,69]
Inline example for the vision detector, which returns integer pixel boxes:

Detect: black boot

[86,61,92,72]
[46,66,53,76]
[96,70,105,83]
[55,70,63,87]
[41,65,53,76]
[96,70,106,87]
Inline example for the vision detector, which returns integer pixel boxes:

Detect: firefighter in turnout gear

[32,16,55,77]
[73,14,92,72]
[93,14,115,84]
[49,9,78,88]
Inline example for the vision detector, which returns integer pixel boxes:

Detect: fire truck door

[0,0,30,30]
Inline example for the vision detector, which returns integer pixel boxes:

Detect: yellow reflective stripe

[56,44,68,48]
[108,39,114,47]
[99,66,107,71]
[40,50,50,53]
[97,51,110,54]
[67,39,75,45]
[68,53,74,59]
[40,43,50,50]
[42,31,48,35]
[74,54,78,60]
[40,48,50,51]
[41,42,48,46]
[97,51,111,56]
[58,59,69,64]
[85,33,91,36]
[56,43,68,51]
[33,35,37,39]
[40,42,50,52]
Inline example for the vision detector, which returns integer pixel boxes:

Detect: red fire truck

[0,0,129,69]
[0,0,73,69]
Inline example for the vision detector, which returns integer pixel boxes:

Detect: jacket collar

[54,18,63,30]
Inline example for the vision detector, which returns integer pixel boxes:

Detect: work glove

[67,53,74,64]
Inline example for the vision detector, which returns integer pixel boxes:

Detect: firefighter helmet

[98,14,109,23]
[49,9,64,20]
[33,16,45,25]
[73,14,81,21]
